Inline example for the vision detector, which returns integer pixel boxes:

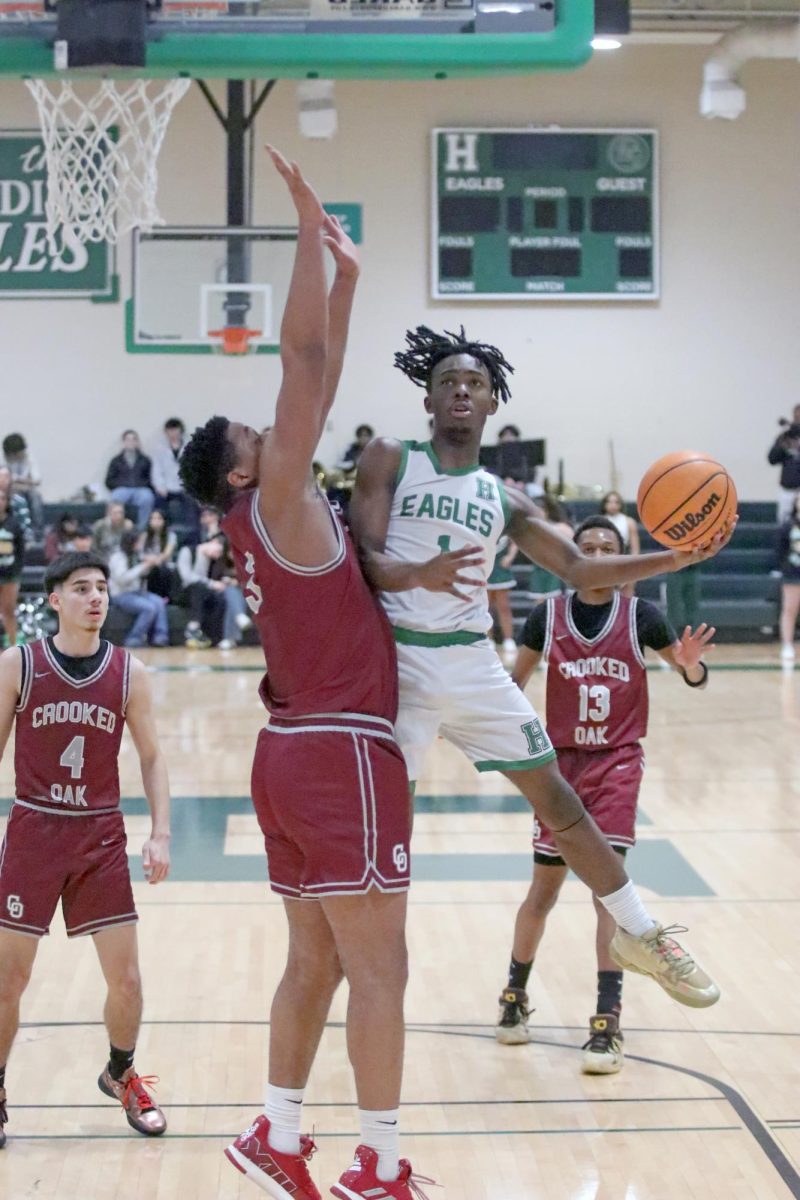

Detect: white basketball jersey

[380,440,510,639]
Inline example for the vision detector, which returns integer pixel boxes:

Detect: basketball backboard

[128,225,306,354]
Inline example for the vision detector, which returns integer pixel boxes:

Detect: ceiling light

[592,36,622,49]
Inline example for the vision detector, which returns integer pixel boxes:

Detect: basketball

[637,450,738,550]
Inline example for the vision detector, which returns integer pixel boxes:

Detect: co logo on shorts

[392,844,408,873]
[6,895,24,920]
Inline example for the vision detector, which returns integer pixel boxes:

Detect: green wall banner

[0,132,115,299]
[323,202,363,245]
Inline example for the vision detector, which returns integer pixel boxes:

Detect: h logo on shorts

[6,895,24,920]
[392,844,408,873]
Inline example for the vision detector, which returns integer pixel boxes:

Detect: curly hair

[394,325,514,405]
[179,416,238,511]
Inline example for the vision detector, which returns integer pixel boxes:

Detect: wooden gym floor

[0,644,798,1199]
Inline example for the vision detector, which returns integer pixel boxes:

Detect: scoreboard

[432,128,659,301]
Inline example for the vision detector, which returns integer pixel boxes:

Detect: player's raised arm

[258,147,329,499]
[0,647,21,764]
[124,657,171,885]
[505,489,735,590]
[321,214,359,426]
[350,438,484,596]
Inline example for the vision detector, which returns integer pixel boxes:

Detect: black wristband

[681,661,708,688]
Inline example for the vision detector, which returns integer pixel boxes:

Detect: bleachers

[509,498,782,643]
[15,498,786,646]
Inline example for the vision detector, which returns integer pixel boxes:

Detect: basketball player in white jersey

[350,325,734,1008]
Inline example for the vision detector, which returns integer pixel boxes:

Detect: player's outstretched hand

[266,144,326,226]
[671,623,716,672]
[142,833,170,885]
[323,212,359,280]
[670,515,738,570]
[416,545,484,601]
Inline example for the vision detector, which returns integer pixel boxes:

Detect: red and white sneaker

[331,1145,437,1200]
[225,1114,321,1200]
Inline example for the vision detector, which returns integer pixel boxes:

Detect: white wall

[0,45,798,502]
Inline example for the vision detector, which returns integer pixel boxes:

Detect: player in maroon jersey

[495,517,714,1071]
[178,150,426,1200]
[0,550,171,1148]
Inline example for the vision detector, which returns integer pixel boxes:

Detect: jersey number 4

[59,735,85,780]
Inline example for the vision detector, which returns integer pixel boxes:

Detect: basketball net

[24,77,191,246]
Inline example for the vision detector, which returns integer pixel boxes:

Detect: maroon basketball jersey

[14,639,131,813]
[222,489,399,722]
[542,592,648,751]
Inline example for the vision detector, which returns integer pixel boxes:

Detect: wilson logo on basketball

[663,492,721,544]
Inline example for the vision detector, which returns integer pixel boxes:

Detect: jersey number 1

[59,735,85,780]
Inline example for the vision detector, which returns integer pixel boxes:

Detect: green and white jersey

[381,440,511,644]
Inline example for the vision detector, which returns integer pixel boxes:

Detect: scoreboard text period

[432,128,659,302]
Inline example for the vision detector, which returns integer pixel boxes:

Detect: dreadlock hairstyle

[394,325,514,405]
[179,416,238,512]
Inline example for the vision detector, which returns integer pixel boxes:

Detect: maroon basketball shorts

[0,804,137,938]
[251,714,412,899]
[533,742,644,859]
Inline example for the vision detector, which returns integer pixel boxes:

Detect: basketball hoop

[24,77,191,246]
[208,326,263,355]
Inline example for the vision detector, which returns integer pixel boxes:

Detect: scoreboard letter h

[444,133,478,173]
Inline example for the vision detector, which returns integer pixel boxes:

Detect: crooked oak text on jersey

[543,593,648,751]
[14,639,130,813]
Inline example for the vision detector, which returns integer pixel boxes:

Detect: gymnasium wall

[0,44,798,503]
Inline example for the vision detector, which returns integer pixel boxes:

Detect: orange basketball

[637,450,737,551]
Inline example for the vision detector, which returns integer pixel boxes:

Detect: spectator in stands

[600,491,641,555]
[2,432,43,534]
[44,511,79,562]
[216,536,251,651]
[0,483,26,648]
[142,508,178,601]
[175,507,227,648]
[338,423,374,470]
[107,529,169,648]
[92,501,134,560]
[768,407,800,521]
[498,424,521,442]
[777,492,800,663]
[527,494,572,598]
[105,430,154,530]
[0,465,32,545]
[151,417,198,531]
[71,524,93,553]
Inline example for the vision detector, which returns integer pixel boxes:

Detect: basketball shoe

[581,1014,624,1074]
[610,924,720,1008]
[331,1145,436,1200]
[495,986,531,1044]
[97,1066,167,1135]
[0,1086,7,1150]
[225,1114,321,1200]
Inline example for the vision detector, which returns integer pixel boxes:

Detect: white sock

[359,1108,401,1182]
[598,880,657,937]
[264,1084,304,1155]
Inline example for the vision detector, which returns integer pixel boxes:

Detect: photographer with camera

[769,405,800,520]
